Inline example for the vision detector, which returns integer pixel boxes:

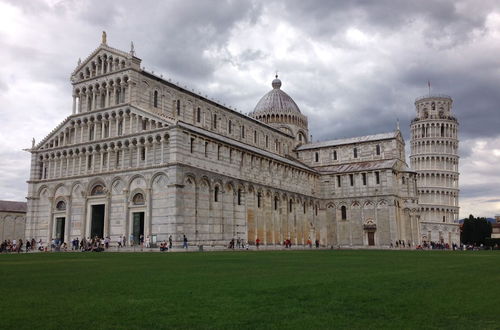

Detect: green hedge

[485,238,500,247]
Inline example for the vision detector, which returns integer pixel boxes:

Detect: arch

[111,177,125,194]
[53,183,68,197]
[90,184,105,196]
[214,185,220,202]
[71,182,83,196]
[127,174,147,191]
[151,172,168,189]
[341,205,347,220]
[183,173,197,186]
[326,202,336,209]
[199,177,211,190]
[37,185,51,198]
[55,200,66,211]
[153,90,159,108]
[132,192,145,205]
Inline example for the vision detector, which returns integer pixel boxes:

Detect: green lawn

[0,250,499,329]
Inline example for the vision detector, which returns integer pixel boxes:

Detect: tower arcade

[410,95,460,244]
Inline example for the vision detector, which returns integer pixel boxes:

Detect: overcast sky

[0,0,499,218]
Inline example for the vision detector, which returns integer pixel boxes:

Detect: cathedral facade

[24,36,458,248]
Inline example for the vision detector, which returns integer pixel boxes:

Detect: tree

[460,214,492,245]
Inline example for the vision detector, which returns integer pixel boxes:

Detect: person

[145,236,150,248]
[140,234,144,248]
[315,239,319,248]
[168,235,173,249]
[26,239,31,252]
[17,239,23,253]
[183,235,188,249]
[307,238,312,248]
[118,236,123,248]
[256,238,260,249]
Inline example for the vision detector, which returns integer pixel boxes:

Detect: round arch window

[90,184,105,196]
[56,200,66,211]
[132,193,145,205]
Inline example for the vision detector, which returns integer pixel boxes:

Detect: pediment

[71,43,141,82]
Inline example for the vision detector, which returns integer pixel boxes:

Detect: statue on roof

[130,41,135,56]
[102,31,107,44]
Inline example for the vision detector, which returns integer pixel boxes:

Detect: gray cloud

[460,182,500,199]
[1,0,499,217]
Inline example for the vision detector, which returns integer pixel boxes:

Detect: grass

[0,250,499,329]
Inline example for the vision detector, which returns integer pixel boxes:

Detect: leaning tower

[410,95,460,245]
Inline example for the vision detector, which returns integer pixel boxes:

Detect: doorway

[90,204,105,239]
[367,232,375,246]
[55,217,65,243]
[132,212,144,245]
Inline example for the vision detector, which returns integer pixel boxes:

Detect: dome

[251,76,301,115]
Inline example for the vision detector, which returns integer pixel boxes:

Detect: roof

[0,200,27,213]
[296,131,398,151]
[316,159,398,174]
[250,77,302,115]
[142,71,294,139]
[178,122,316,173]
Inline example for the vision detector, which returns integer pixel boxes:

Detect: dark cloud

[460,182,500,199]
[280,0,495,45]
[1,0,500,216]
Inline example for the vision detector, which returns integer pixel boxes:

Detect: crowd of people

[1,236,496,253]
[0,238,44,253]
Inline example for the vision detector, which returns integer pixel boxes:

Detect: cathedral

[25,34,460,248]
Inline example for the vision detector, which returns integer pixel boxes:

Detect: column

[99,151,104,172]
[161,139,165,163]
[72,95,76,114]
[104,193,110,238]
[64,195,71,243]
[47,197,54,243]
[145,188,152,237]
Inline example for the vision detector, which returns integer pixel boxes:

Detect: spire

[130,41,135,56]
[396,118,400,131]
[101,31,107,45]
[77,58,81,66]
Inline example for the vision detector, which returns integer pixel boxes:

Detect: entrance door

[367,232,375,246]
[55,217,65,243]
[90,204,105,239]
[132,212,144,245]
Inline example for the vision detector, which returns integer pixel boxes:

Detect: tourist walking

[183,235,188,249]
[256,238,260,249]
[168,235,173,249]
